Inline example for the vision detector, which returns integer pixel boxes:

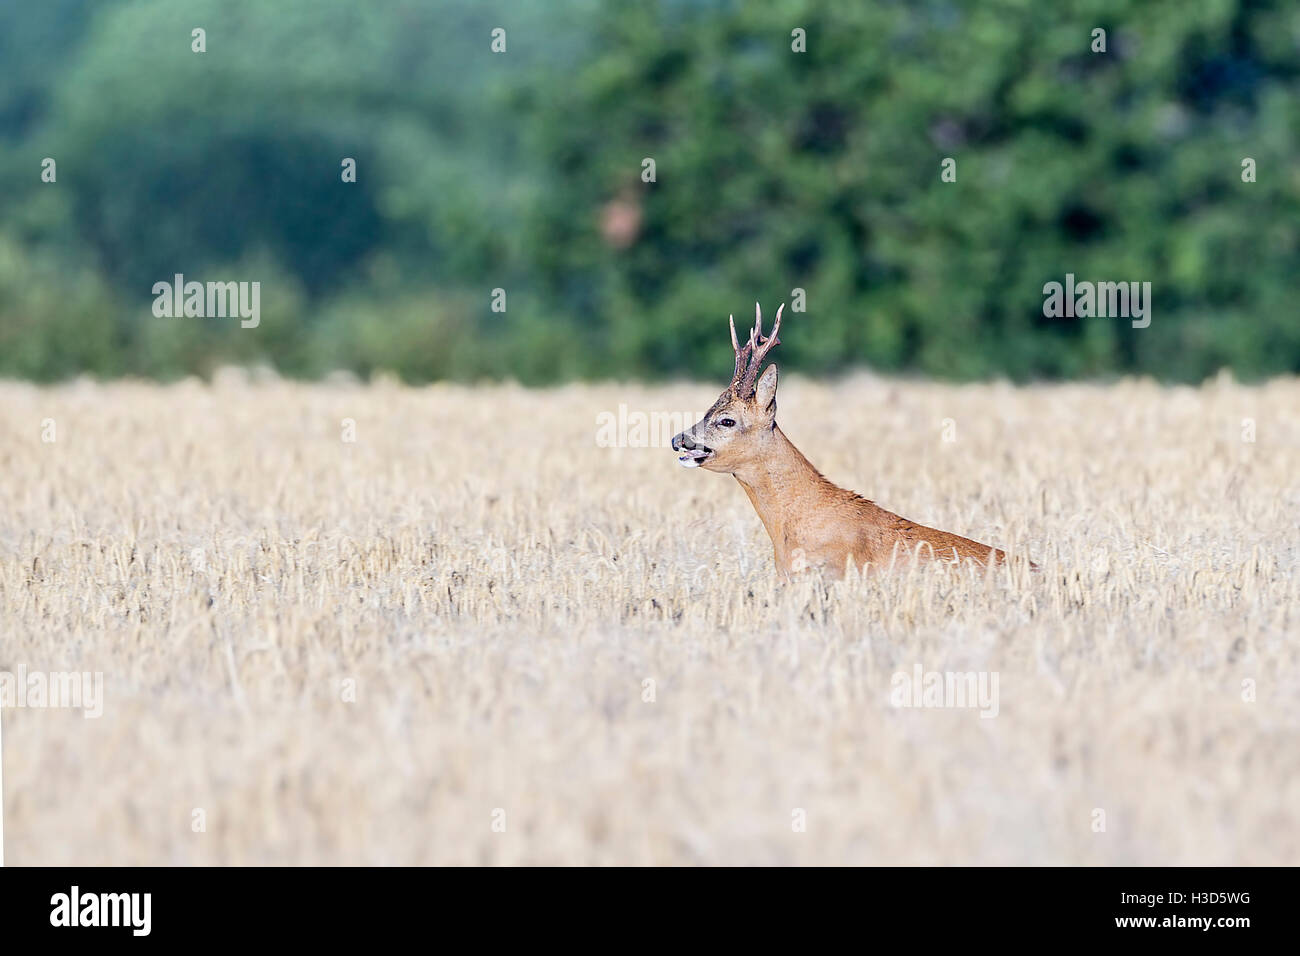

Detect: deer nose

[672,432,695,452]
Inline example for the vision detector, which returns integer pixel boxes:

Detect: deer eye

[718,418,736,428]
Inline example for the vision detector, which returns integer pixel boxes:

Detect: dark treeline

[1,0,1297,383]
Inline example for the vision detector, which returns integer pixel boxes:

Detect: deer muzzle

[671,431,712,468]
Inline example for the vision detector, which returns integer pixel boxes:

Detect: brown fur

[672,304,1019,579]
[730,421,1005,577]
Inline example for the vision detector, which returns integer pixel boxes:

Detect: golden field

[1,371,1297,865]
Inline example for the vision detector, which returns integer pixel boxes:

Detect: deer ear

[754,364,778,411]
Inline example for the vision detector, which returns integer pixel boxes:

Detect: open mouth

[677,445,713,468]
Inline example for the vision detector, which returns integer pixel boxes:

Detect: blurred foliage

[0,0,1297,383]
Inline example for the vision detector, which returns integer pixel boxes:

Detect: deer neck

[730,424,829,544]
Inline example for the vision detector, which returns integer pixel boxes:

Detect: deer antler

[729,313,752,388]
[730,302,784,396]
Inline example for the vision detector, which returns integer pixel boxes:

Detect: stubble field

[1,371,1297,864]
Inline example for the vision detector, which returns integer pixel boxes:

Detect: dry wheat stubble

[0,372,1296,864]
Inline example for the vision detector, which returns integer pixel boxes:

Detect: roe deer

[671,303,1028,578]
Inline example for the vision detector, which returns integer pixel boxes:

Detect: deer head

[671,302,783,471]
